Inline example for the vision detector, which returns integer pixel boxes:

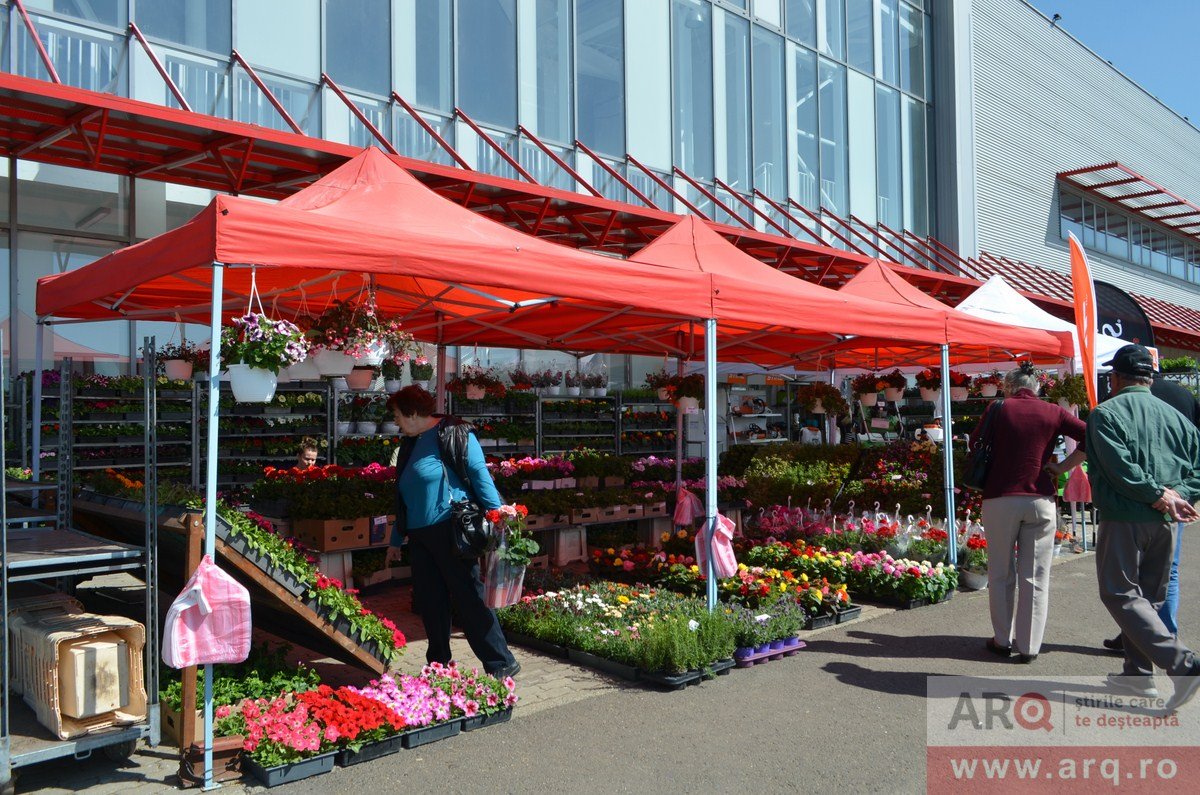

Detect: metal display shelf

[2,344,161,792]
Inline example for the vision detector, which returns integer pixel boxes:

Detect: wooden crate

[292,517,371,552]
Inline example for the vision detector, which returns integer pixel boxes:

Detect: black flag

[1094,281,1155,348]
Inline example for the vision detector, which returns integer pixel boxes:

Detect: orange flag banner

[1068,232,1099,408]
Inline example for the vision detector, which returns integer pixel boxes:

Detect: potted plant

[582,371,608,397]
[158,341,207,381]
[915,369,941,403]
[307,295,414,375]
[483,504,539,608]
[959,534,988,590]
[447,365,505,401]
[880,369,908,402]
[1045,373,1088,411]
[794,382,849,417]
[380,356,404,392]
[1160,355,1197,374]
[508,366,535,392]
[645,369,674,401]
[220,313,310,403]
[850,373,881,408]
[948,370,972,401]
[975,370,1003,398]
[405,355,433,390]
[564,370,582,397]
[670,373,704,412]
[528,368,563,396]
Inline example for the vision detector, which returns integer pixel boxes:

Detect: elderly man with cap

[1088,343,1200,710]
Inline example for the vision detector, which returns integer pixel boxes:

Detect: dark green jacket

[1086,386,1200,522]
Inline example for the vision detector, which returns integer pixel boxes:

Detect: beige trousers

[981,495,1058,655]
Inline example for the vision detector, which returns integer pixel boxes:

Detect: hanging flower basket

[288,357,321,380]
[314,349,356,376]
[346,366,376,390]
[979,384,999,398]
[949,386,970,401]
[857,393,877,408]
[352,338,390,367]
[810,399,826,414]
[883,387,904,402]
[163,360,194,380]
[919,387,940,403]
[465,384,486,400]
[676,396,699,412]
[228,364,278,403]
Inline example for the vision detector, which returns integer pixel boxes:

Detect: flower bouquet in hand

[484,504,538,608]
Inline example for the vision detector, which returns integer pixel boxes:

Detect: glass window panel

[792,46,819,209]
[846,0,872,72]
[1169,239,1188,279]
[901,95,927,235]
[1150,230,1169,273]
[671,0,714,177]
[15,232,125,375]
[234,72,321,136]
[534,0,572,143]
[235,0,319,78]
[17,14,125,94]
[878,0,897,84]
[818,58,847,215]
[1129,223,1150,266]
[166,55,230,116]
[721,13,752,190]
[899,1,925,97]
[751,28,785,198]
[875,85,901,228]
[28,0,123,27]
[1059,192,1084,242]
[819,0,844,60]
[457,0,517,129]
[403,0,452,111]
[135,0,230,54]
[326,0,390,95]
[753,0,782,27]
[17,162,127,237]
[1081,200,1096,248]
[1104,214,1129,259]
[785,0,816,47]
[0,157,9,224]
[847,71,875,223]
[576,0,625,156]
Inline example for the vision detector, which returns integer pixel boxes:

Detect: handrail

[11,0,60,84]
[673,168,754,230]
[517,125,601,197]
[626,155,709,219]
[785,197,868,255]
[230,49,303,134]
[453,107,536,183]
[128,22,190,111]
[747,189,825,245]
[712,177,792,238]
[573,140,658,209]
[390,92,471,170]
[321,73,396,154]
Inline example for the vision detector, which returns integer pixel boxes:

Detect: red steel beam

[390,92,471,170]
[453,107,536,183]
[672,168,755,230]
[627,155,708,219]
[231,49,303,134]
[517,125,602,198]
[787,199,867,256]
[748,189,824,245]
[128,22,192,112]
[712,177,792,239]
[574,140,658,209]
[12,0,61,84]
[321,73,397,154]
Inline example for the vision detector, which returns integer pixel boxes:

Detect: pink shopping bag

[673,487,704,526]
[694,513,739,579]
[162,555,252,668]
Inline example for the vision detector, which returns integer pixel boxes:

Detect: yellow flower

[800,573,809,582]
[607,547,615,555]
[677,530,688,539]
[613,559,623,567]
[661,532,670,543]
[617,595,630,604]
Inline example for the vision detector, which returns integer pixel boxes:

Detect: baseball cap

[1102,344,1155,377]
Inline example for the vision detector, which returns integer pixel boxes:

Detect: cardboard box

[550,526,588,566]
[7,594,84,696]
[59,633,130,719]
[293,516,370,551]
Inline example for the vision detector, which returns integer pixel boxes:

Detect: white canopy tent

[955,276,1127,370]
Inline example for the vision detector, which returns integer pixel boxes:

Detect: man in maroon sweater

[978,363,1087,662]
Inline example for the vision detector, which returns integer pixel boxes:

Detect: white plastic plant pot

[566,386,581,396]
[352,339,390,367]
[227,364,278,403]
[384,379,403,393]
[275,366,294,384]
[330,377,349,391]
[346,367,376,390]
[414,380,430,391]
[595,387,608,397]
[919,387,941,403]
[959,569,988,590]
[380,422,400,435]
[355,421,379,435]
[924,426,944,443]
[163,360,193,381]
[883,388,904,402]
[979,384,999,398]
[314,349,356,376]
[949,387,970,402]
[676,396,699,413]
[336,421,353,436]
[1057,398,1077,411]
[288,357,321,380]
[857,393,877,408]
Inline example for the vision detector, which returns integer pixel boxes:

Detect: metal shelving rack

[616,396,677,455]
[1,343,160,792]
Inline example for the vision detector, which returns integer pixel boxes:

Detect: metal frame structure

[1058,162,1200,243]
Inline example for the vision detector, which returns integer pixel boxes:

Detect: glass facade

[1060,191,1200,284]
[0,0,936,374]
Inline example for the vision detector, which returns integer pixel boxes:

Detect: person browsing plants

[385,385,521,679]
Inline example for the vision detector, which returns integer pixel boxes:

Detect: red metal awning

[1058,162,1200,242]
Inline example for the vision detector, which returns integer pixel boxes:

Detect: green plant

[409,355,434,380]
[157,341,208,367]
[489,504,540,566]
[219,313,309,374]
[793,383,849,416]
[850,373,880,393]
[644,369,674,390]
[670,373,705,401]
[1159,356,1197,374]
[159,643,320,713]
[881,369,908,389]
[1045,373,1088,407]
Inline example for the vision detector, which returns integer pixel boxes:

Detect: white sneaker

[1106,673,1158,699]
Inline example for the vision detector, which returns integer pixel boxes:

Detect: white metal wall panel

[969,0,1200,310]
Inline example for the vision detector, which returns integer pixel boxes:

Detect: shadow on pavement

[814,630,1116,662]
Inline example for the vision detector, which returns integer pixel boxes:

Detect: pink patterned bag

[694,513,739,579]
[673,487,704,526]
[162,555,252,669]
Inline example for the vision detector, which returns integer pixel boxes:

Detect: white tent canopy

[955,276,1127,369]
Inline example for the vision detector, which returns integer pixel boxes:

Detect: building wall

[967,0,1200,309]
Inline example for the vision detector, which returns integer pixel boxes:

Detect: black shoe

[1018,653,1038,664]
[986,638,1012,658]
[1102,635,1124,654]
[1165,662,1200,712]
[489,660,521,679]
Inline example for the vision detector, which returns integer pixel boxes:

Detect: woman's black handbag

[449,497,492,560]
[962,399,1004,492]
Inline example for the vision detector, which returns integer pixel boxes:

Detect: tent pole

[704,318,718,612]
[202,262,224,791]
[32,324,44,487]
[675,356,684,488]
[940,344,958,564]
[435,345,447,413]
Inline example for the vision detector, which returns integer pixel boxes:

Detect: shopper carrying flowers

[384,385,521,679]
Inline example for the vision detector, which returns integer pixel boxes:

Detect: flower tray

[503,630,569,658]
[733,639,806,667]
[524,514,567,531]
[570,507,602,524]
[835,605,863,624]
[568,648,639,681]
[639,658,736,690]
[401,720,461,749]
[644,501,668,518]
[461,707,513,732]
[803,613,837,631]
[243,751,337,788]
[334,734,404,767]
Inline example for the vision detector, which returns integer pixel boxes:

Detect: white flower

[688,619,699,632]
